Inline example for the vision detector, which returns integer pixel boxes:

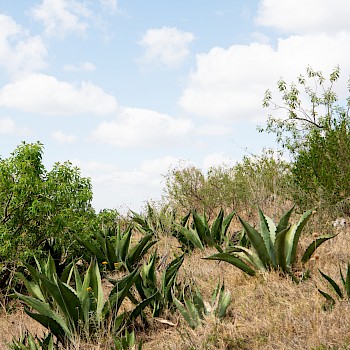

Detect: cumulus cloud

[0,14,47,77]
[256,0,350,34]
[0,117,30,136]
[63,62,96,72]
[202,152,235,170]
[92,107,193,148]
[138,27,195,68]
[0,118,16,134]
[74,156,180,211]
[52,130,77,143]
[179,32,350,122]
[0,73,118,115]
[29,0,92,38]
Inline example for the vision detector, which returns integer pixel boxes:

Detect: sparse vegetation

[2,67,350,349]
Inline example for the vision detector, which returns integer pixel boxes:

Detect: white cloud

[0,117,16,134]
[0,117,31,136]
[138,27,195,68]
[0,73,118,115]
[63,62,96,72]
[0,14,47,77]
[256,0,350,34]
[202,152,235,170]
[100,0,118,12]
[93,107,193,148]
[52,130,76,143]
[74,156,180,211]
[179,32,350,122]
[29,0,92,38]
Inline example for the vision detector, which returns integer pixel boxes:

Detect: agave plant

[112,329,143,350]
[172,281,231,329]
[8,331,55,350]
[205,207,336,277]
[76,224,156,272]
[318,263,350,309]
[14,256,155,346]
[125,252,185,317]
[174,209,235,251]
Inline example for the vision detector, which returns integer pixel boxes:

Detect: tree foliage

[262,66,350,211]
[0,142,94,261]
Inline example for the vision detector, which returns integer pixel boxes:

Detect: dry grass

[2,225,350,350]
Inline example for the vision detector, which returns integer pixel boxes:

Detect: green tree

[0,142,95,262]
[262,66,350,212]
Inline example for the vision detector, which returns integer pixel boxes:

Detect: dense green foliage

[0,142,94,262]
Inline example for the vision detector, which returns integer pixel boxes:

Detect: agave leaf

[116,228,132,262]
[301,234,336,263]
[75,236,106,262]
[340,262,350,298]
[15,293,71,337]
[181,211,191,227]
[129,292,158,320]
[172,291,198,329]
[178,226,204,250]
[274,226,291,272]
[276,206,294,233]
[319,269,343,298]
[162,254,184,302]
[16,272,45,302]
[215,284,231,318]
[221,210,235,238]
[238,215,271,268]
[192,211,211,245]
[204,253,256,276]
[210,209,224,243]
[24,309,68,345]
[258,209,276,266]
[318,289,336,307]
[288,209,313,265]
[89,260,105,319]
[105,237,118,268]
[232,247,265,271]
[127,239,156,272]
[105,269,139,317]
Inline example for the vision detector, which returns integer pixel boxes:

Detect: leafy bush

[164,150,291,217]
[0,142,95,263]
[262,66,350,215]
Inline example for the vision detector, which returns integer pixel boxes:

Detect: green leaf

[274,226,291,272]
[210,209,224,243]
[192,211,211,245]
[178,226,204,250]
[276,206,294,233]
[319,269,343,298]
[238,215,271,269]
[258,209,276,266]
[204,253,256,276]
[301,234,336,263]
[288,209,313,265]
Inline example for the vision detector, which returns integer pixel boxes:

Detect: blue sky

[0,0,350,212]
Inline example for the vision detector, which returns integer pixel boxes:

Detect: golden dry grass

[2,223,350,350]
